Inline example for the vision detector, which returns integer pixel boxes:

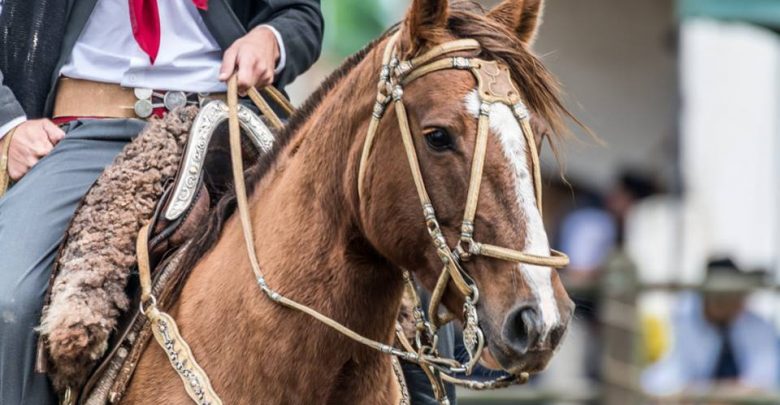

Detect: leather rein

[134,32,569,405]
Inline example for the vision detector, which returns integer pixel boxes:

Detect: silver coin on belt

[133,88,203,118]
[163,91,188,111]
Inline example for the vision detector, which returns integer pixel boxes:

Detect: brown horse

[123,0,575,403]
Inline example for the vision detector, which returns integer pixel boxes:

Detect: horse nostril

[549,325,566,348]
[503,305,541,354]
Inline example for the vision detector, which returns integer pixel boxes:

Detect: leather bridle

[356,31,569,382]
[136,31,570,405]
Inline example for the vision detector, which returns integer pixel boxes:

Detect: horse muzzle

[482,298,574,374]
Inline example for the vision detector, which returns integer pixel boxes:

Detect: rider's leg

[0,119,144,404]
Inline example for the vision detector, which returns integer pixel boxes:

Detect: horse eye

[424,128,454,152]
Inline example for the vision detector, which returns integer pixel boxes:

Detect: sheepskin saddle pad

[36,106,244,397]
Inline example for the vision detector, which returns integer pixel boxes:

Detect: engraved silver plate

[164,91,188,111]
[134,88,153,100]
[164,101,277,220]
[462,297,485,373]
[134,99,154,118]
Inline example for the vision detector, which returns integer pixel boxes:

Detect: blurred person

[641,258,779,396]
[544,170,657,385]
[559,169,658,285]
[605,170,658,244]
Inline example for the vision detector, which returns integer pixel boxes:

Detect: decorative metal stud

[379,65,390,82]
[164,91,188,111]
[460,221,474,238]
[388,57,400,73]
[372,101,386,118]
[395,60,413,77]
[257,276,281,302]
[422,203,436,220]
[513,102,530,120]
[133,88,153,100]
[392,86,404,101]
[479,102,491,116]
[452,57,471,69]
[134,99,154,118]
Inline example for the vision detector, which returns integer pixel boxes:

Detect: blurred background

[288,0,780,404]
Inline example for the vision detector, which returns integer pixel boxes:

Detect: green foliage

[322,0,407,58]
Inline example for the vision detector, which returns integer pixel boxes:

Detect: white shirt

[0,0,286,139]
[61,0,285,92]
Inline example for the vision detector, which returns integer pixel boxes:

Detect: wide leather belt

[53,77,226,119]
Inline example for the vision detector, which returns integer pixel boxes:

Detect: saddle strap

[137,224,223,405]
[0,128,15,198]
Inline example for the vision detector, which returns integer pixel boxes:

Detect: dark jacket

[0,0,323,125]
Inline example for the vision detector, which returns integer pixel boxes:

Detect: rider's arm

[247,0,324,88]
[0,68,27,140]
[0,68,64,181]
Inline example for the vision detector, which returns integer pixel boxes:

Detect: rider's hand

[219,25,281,96]
[6,119,65,181]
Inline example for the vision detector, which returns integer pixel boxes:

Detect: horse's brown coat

[123,1,576,403]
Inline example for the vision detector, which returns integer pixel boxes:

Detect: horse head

[358,0,574,375]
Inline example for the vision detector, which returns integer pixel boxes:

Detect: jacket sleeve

[247,0,324,88]
[0,68,27,139]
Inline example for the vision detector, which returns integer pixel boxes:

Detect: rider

[0,1,322,403]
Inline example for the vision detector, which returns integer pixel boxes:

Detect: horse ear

[400,0,450,55]
[488,0,544,46]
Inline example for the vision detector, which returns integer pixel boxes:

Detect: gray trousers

[0,119,143,405]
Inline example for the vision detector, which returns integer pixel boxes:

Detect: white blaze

[465,91,559,332]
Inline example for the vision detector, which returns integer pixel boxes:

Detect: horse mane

[178,1,575,272]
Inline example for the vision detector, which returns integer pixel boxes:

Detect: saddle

[36,92,281,404]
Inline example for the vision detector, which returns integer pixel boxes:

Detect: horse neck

[247,42,403,344]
